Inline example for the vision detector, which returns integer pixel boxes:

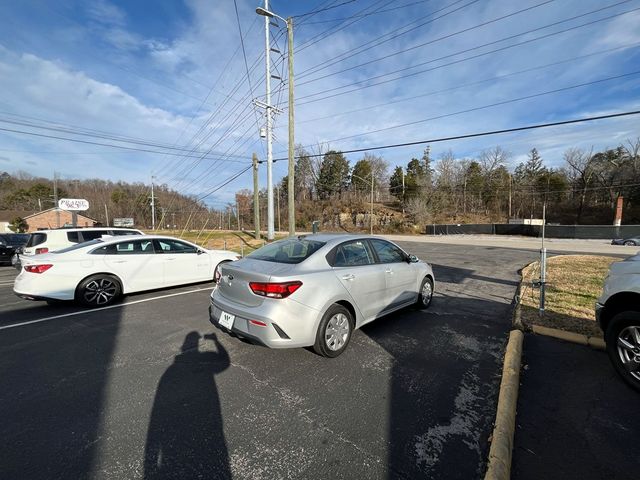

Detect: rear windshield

[247,239,325,264]
[3,234,29,246]
[53,239,103,254]
[26,233,47,247]
[111,229,142,236]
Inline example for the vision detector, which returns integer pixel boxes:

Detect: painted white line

[0,286,212,331]
[0,282,15,286]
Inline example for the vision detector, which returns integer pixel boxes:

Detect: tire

[415,276,434,310]
[213,260,231,284]
[623,240,637,246]
[313,304,354,358]
[605,311,640,392]
[76,274,121,308]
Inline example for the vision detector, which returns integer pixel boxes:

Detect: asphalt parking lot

[0,239,630,479]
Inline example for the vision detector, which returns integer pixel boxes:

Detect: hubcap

[616,325,640,379]
[84,279,117,305]
[421,280,433,305]
[325,313,350,351]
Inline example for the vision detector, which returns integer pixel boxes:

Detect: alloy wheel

[84,278,118,306]
[421,280,433,306]
[616,325,640,380]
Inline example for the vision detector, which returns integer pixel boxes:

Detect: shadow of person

[144,331,231,480]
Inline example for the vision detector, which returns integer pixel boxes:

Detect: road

[0,240,601,479]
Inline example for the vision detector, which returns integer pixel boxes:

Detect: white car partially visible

[14,235,239,307]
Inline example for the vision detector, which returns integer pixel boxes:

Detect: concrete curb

[530,324,605,350]
[484,329,524,480]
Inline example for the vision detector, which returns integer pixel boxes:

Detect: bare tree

[564,147,595,223]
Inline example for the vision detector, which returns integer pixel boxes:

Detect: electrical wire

[270,110,640,162]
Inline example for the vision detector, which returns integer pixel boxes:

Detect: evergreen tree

[316,150,350,199]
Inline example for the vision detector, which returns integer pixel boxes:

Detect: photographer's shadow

[144,331,230,480]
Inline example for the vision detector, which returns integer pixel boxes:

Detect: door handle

[164,257,176,261]
[385,268,394,274]
[112,260,128,264]
[341,274,355,281]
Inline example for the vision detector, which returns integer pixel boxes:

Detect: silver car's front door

[331,240,387,322]
[369,239,416,306]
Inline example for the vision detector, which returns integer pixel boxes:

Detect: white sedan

[14,235,239,307]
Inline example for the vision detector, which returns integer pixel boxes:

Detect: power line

[196,165,253,202]
[294,0,357,18]
[0,125,251,162]
[297,2,638,103]
[270,110,640,162]
[295,42,640,125]
[297,0,557,85]
[301,0,435,24]
[303,70,640,145]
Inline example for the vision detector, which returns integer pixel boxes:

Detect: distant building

[22,208,99,232]
[0,210,34,233]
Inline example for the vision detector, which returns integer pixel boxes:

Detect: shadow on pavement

[144,331,231,479]
[513,334,640,480]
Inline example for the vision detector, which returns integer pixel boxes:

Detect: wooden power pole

[253,153,260,240]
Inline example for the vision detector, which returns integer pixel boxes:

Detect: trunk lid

[217,258,296,307]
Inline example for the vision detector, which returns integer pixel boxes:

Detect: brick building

[23,208,98,232]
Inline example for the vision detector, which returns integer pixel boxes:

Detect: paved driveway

[0,241,536,479]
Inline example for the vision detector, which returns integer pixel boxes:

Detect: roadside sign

[59,198,90,211]
[113,217,135,227]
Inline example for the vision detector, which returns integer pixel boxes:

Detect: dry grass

[142,230,287,255]
[520,255,619,337]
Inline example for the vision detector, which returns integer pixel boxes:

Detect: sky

[0,0,639,207]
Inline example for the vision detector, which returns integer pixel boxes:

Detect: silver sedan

[209,234,435,357]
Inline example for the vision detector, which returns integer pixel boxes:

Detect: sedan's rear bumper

[208,290,320,349]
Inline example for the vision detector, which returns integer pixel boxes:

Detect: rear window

[3,234,29,246]
[54,239,103,254]
[247,239,325,264]
[26,233,47,247]
[79,230,109,242]
[111,230,142,236]
[67,231,80,243]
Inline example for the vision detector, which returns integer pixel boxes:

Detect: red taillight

[35,248,49,254]
[249,281,302,299]
[24,264,53,274]
[249,320,267,327]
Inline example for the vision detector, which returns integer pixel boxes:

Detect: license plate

[219,311,235,329]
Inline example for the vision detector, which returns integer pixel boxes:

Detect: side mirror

[407,254,419,263]
[197,249,205,255]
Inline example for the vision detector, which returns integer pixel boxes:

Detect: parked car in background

[0,233,29,265]
[209,234,435,357]
[21,227,143,257]
[596,252,640,392]
[611,236,640,246]
[14,235,239,307]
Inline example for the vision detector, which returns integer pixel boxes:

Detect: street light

[256,3,295,238]
[351,173,375,235]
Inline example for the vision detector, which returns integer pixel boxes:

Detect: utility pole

[151,175,156,230]
[263,0,275,241]
[401,168,405,215]
[508,173,512,220]
[276,185,281,232]
[253,154,260,240]
[287,16,295,237]
[53,172,60,228]
[370,173,374,235]
[104,203,109,226]
[236,197,241,231]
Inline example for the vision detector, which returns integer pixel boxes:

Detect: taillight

[35,248,49,254]
[24,264,53,274]
[249,281,302,299]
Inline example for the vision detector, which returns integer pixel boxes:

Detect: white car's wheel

[76,274,121,308]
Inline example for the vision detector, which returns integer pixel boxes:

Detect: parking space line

[0,287,212,331]
[0,282,15,286]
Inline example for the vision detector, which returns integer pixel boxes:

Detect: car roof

[296,233,389,245]
[30,227,142,234]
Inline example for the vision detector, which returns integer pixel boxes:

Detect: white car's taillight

[24,264,53,274]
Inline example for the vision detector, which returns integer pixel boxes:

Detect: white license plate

[219,311,235,329]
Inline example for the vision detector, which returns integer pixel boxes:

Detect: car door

[100,239,164,292]
[330,239,387,322]
[153,238,211,286]
[369,239,416,308]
